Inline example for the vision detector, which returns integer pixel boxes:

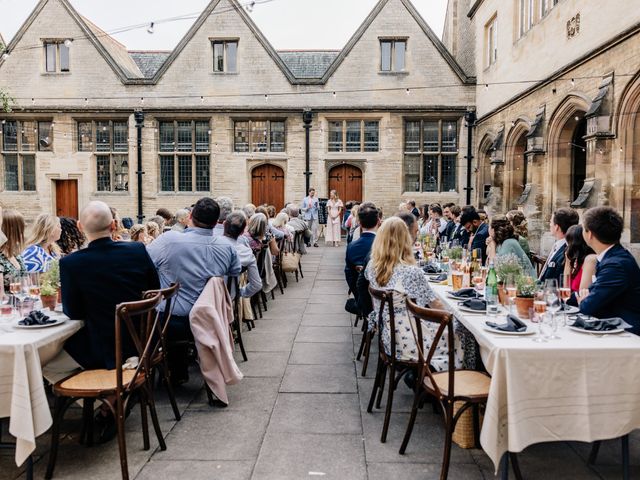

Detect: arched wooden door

[328,164,362,203]
[251,164,285,210]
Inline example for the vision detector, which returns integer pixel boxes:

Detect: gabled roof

[129,51,171,78]
[277,50,340,79]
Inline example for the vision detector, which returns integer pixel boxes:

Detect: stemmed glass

[505,275,518,316]
[8,274,22,311]
[28,273,40,299]
[544,279,562,340]
[532,288,548,343]
[472,273,485,298]
[558,276,572,326]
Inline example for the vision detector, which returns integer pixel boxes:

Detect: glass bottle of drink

[485,261,499,316]
[462,261,471,288]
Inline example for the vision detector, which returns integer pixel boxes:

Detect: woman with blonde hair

[325,189,344,246]
[129,224,150,244]
[272,212,292,240]
[365,217,462,370]
[145,221,161,242]
[0,209,27,289]
[346,204,361,243]
[22,214,61,273]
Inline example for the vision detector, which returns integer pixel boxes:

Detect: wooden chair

[366,286,420,443]
[46,293,166,480]
[293,231,304,281]
[226,275,248,362]
[271,237,286,297]
[398,298,522,480]
[588,436,630,480]
[530,251,547,277]
[142,282,181,422]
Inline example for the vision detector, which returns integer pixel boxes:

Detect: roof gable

[277,51,340,79]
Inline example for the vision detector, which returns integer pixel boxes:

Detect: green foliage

[446,246,464,260]
[40,283,58,296]
[0,89,13,113]
[41,259,60,289]
[516,274,537,298]
[494,253,524,283]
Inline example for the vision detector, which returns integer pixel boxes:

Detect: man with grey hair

[223,211,262,298]
[286,204,310,254]
[171,209,190,232]
[213,196,234,237]
[61,200,160,371]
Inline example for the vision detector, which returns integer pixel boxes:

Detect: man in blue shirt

[301,187,319,247]
[147,197,241,383]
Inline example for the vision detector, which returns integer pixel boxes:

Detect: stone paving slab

[295,325,353,343]
[280,364,358,393]
[136,460,254,480]
[301,313,353,326]
[289,342,355,365]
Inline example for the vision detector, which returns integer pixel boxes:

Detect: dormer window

[380,39,406,72]
[211,40,238,73]
[44,41,70,73]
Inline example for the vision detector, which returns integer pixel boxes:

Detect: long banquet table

[0,316,83,467]
[431,283,640,472]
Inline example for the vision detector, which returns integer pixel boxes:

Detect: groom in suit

[345,202,380,294]
[539,207,580,282]
[578,206,640,334]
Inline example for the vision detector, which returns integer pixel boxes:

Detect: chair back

[293,231,304,254]
[114,293,163,395]
[368,286,399,365]
[143,282,180,337]
[226,273,242,321]
[530,252,547,276]
[255,246,268,278]
[405,298,455,400]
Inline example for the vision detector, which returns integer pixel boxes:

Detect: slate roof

[277,50,340,79]
[129,51,172,79]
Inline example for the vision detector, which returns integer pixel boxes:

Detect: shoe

[313,243,319,247]
[94,411,117,444]
[403,370,417,390]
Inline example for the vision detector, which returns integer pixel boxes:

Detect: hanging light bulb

[485,84,489,90]
[511,121,515,127]
[64,39,72,48]
[147,22,155,34]
[31,98,35,105]
[1,51,9,61]
[332,91,336,98]
[140,97,145,105]
[208,130,212,135]
[405,88,410,95]
[200,96,204,104]
[51,121,55,128]
[84,97,88,106]
[245,1,256,12]
[570,78,575,87]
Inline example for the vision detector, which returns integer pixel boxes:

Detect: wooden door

[55,180,78,218]
[251,164,285,211]
[328,164,362,203]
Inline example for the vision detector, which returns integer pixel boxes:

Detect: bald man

[61,201,160,370]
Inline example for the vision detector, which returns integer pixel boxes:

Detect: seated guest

[408,200,419,218]
[272,212,293,240]
[241,213,279,257]
[346,204,361,244]
[417,204,429,231]
[57,217,86,256]
[422,204,448,237]
[506,210,531,257]
[22,214,61,273]
[539,207,580,282]
[256,206,284,241]
[214,196,234,237]
[145,221,161,242]
[460,209,489,262]
[0,209,27,290]
[445,205,463,243]
[564,224,596,292]
[286,204,311,252]
[578,207,640,333]
[155,208,174,232]
[242,203,256,219]
[486,215,536,277]
[172,209,190,232]
[61,201,160,370]
[147,197,241,383]
[223,212,262,298]
[345,202,379,294]
[365,217,462,370]
[129,224,149,244]
[109,207,126,241]
[266,205,277,224]
[147,216,165,235]
[121,217,134,230]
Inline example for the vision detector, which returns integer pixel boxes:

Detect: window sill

[0,190,38,194]
[41,72,71,76]
[210,72,238,76]
[92,191,131,196]
[378,71,409,76]
[157,191,211,196]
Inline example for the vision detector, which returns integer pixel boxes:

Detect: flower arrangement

[446,246,464,260]
[494,253,523,283]
[516,274,537,298]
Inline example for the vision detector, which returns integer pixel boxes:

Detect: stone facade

[469,0,640,255]
[0,0,474,221]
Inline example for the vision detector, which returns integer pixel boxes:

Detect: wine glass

[532,289,548,343]
[545,282,562,340]
[472,273,485,298]
[558,276,572,326]
[8,274,22,311]
[28,273,40,299]
[505,275,518,316]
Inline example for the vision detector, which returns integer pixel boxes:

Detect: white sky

[0,0,448,51]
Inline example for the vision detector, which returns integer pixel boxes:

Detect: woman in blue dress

[21,214,62,273]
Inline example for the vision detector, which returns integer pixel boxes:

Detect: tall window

[485,15,498,66]
[0,120,37,191]
[77,120,129,192]
[541,0,559,17]
[234,120,285,152]
[403,119,458,193]
[158,121,210,192]
[380,39,406,72]
[44,42,70,73]
[212,40,238,73]
[328,120,379,152]
[518,0,533,37]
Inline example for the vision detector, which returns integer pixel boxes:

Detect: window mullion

[437,120,443,192]
[418,121,424,192]
[174,154,179,193]
[360,121,364,152]
[192,154,196,192]
[342,121,346,152]
[18,154,23,191]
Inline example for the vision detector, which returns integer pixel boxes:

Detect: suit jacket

[61,237,160,369]
[579,244,640,334]
[345,232,376,295]
[539,243,567,283]
[471,223,489,262]
[356,254,373,317]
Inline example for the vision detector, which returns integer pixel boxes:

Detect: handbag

[281,240,300,273]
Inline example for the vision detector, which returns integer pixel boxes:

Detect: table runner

[431,283,640,471]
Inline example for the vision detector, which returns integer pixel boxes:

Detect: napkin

[570,315,631,331]
[428,273,448,282]
[460,298,487,311]
[451,288,478,298]
[486,314,527,332]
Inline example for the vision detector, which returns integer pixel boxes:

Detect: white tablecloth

[0,317,83,466]
[431,283,640,471]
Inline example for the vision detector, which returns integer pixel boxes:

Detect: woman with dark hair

[57,217,86,255]
[487,215,536,276]
[563,224,597,292]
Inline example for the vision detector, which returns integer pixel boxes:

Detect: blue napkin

[486,314,527,332]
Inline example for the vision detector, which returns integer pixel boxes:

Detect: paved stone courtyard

[1,245,639,479]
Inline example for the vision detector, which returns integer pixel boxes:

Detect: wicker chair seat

[55,369,140,395]
[424,370,491,399]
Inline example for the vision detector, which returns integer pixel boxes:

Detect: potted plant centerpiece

[39,283,58,310]
[40,259,60,308]
[494,254,523,305]
[514,274,537,318]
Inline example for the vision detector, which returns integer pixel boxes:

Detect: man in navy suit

[345,202,380,294]
[577,207,640,334]
[460,210,489,262]
[539,207,580,282]
[61,201,160,370]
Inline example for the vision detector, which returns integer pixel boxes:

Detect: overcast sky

[0,0,447,51]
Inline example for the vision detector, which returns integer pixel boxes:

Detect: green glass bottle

[485,261,499,315]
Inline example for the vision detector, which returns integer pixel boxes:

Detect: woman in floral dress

[0,210,27,291]
[325,190,344,247]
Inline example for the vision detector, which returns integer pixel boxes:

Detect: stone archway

[547,95,591,213]
[477,133,495,207]
[504,120,531,209]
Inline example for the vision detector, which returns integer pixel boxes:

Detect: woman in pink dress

[325,190,344,247]
[563,224,597,292]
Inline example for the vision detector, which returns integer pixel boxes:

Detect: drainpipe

[464,110,476,205]
[303,109,313,193]
[134,110,145,223]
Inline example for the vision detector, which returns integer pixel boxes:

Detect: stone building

[0,0,474,222]
[459,0,640,254]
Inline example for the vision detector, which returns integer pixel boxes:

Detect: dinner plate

[558,305,579,314]
[447,292,482,300]
[458,306,487,315]
[14,315,68,329]
[483,326,534,336]
[568,326,625,335]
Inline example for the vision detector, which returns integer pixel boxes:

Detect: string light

[405,88,410,95]
[332,91,336,98]
[84,97,88,105]
[1,51,9,61]
[64,39,72,48]
[485,84,489,90]
[570,78,575,87]
[31,98,35,105]
[264,94,269,102]
[200,96,204,104]
[147,22,155,34]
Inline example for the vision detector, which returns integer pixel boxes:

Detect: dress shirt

[147,227,241,317]
[212,223,225,237]
[596,244,615,263]
[302,196,319,221]
[541,238,566,273]
[220,236,262,298]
